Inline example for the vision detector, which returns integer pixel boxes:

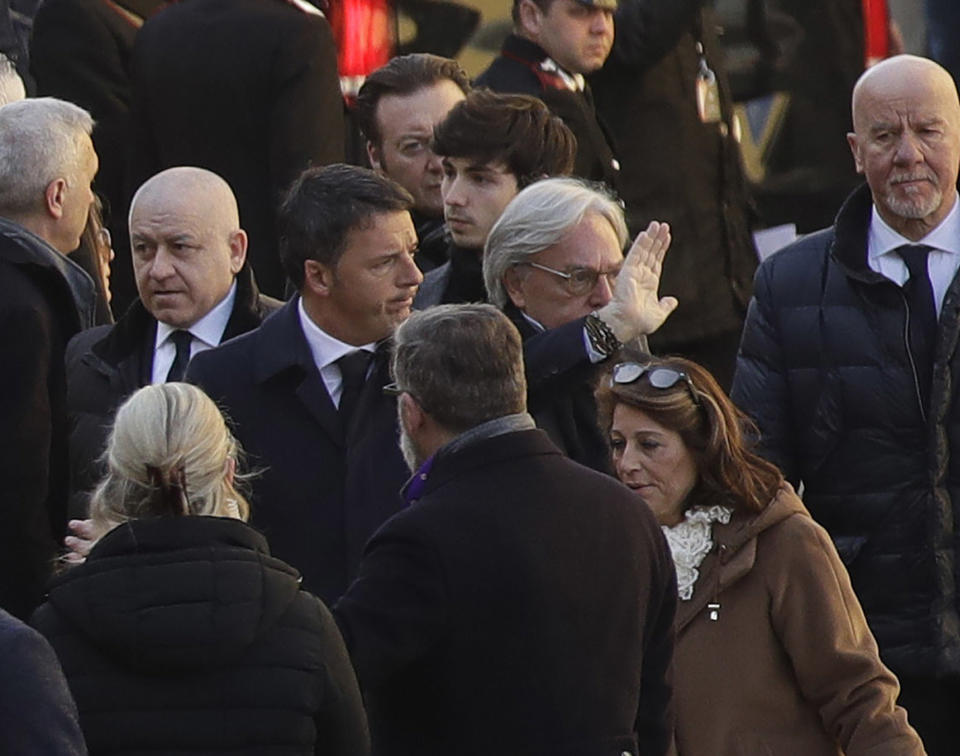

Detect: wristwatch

[584,312,622,358]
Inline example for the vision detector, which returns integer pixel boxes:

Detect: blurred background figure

[70,194,114,325]
[34,383,371,756]
[598,356,925,755]
[476,0,622,191]
[717,0,904,234]
[924,0,960,86]
[127,0,345,301]
[589,0,758,390]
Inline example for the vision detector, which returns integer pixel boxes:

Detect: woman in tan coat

[597,357,925,755]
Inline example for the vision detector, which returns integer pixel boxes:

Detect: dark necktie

[336,350,372,425]
[896,244,937,411]
[165,330,193,382]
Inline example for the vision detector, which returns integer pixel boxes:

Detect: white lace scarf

[662,505,733,600]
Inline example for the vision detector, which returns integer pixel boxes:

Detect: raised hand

[596,220,678,342]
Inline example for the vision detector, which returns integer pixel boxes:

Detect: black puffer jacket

[731,183,960,680]
[32,516,370,756]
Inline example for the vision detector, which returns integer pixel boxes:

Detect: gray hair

[393,304,527,433]
[0,53,24,106]
[0,97,94,215]
[483,177,628,308]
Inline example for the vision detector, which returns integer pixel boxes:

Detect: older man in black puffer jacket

[732,55,960,754]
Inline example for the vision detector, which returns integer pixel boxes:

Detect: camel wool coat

[670,484,924,755]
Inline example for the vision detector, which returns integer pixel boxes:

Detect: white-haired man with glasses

[483,176,677,471]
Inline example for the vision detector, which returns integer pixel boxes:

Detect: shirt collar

[520,310,546,333]
[869,194,960,261]
[156,280,237,348]
[297,297,376,370]
[540,56,584,91]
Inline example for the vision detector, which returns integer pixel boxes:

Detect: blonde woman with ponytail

[33,383,370,756]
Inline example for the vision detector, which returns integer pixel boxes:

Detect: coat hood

[45,517,302,673]
[675,483,807,631]
[716,482,807,554]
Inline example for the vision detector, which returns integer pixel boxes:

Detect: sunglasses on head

[611,362,702,406]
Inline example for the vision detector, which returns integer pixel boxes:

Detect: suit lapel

[137,320,157,387]
[252,298,345,446]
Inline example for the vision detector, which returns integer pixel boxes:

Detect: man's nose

[425,150,443,176]
[894,132,924,164]
[591,11,612,34]
[149,247,176,278]
[588,271,615,308]
[443,176,465,207]
[399,252,424,287]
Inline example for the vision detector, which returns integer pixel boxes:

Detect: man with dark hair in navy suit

[187,164,420,604]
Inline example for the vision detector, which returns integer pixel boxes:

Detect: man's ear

[367,140,384,174]
[228,229,248,273]
[399,391,426,433]
[517,0,543,37]
[303,259,336,297]
[44,178,68,220]
[502,266,527,310]
[847,132,864,174]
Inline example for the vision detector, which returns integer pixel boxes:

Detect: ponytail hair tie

[145,463,190,516]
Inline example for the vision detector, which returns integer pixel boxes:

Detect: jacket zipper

[899,290,927,423]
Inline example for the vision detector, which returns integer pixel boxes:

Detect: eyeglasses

[382,382,404,397]
[519,261,620,296]
[611,362,702,406]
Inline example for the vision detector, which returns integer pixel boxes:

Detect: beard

[398,400,427,473]
[399,424,421,473]
[884,173,943,219]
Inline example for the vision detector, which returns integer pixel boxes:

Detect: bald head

[129,166,240,232]
[848,55,960,240]
[852,55,960,130]
[130,167,247,328]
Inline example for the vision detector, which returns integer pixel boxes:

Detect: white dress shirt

[297,298,376,408]
[151,282,237,384]
[867,196,960,316]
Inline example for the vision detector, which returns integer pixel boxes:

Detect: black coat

[334,428,676,756]
[411,210,448,273]
[0,218,95,619]
[128,0,345,298]
[0,608,86,756]
[64,266,280,518]
[412,243,486,308]
[186,298,410,604]
[589,1,757,347]
[32,517,370,756]
[475,34,621,192]
[731,183,960,680]
[505,303,613,474]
